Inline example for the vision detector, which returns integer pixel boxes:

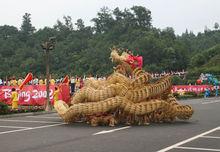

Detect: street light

[41,37,56,111]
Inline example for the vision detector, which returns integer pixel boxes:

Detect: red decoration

[126,55,143,69]
[19,73,33,90]
[196,79,202,85]
[172,85,214,93]
[62,75,69,84]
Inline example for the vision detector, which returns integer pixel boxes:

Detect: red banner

[0,84,70,106]
[171,85,216,93]
[1,84,218,105]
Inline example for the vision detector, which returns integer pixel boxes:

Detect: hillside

[0,6,220,79]
[187,44,220,80]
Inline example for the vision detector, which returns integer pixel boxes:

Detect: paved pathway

[0,97,219,152]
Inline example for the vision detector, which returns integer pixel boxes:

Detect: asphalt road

[0,97,219,152]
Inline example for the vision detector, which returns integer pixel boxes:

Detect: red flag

[19,73,33,90]
[62,75,69,84]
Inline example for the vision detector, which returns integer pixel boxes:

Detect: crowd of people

[0,76,99,86]
[0,76,60,86]
[151,70,187,78]
[0,70,187,87]
[0,75,107,95]
[0,70,217,110]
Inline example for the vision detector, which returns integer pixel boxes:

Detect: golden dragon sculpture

[54,48,193,126]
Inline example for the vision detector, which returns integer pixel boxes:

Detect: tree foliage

[0,6,220,80]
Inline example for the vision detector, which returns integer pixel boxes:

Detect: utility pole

[41,37,56,111]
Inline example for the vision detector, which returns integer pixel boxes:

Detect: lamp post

[41,37,56,111]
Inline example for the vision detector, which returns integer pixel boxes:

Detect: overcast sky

[0,0,220,35]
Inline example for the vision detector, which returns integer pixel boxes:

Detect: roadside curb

[0,110,57,118]
[179,96,220,101]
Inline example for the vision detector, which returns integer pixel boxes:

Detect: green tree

[54,16,73,40]
[131,6,152,28]
[0,6,220,79]
[91,6,114,33]
[0,25,18,39]
[20,13,35,39]
[75,19,85,31]
[214,22,219,30]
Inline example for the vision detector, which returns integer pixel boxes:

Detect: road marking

[176,146,220,151]
[0,125,30,129]
[201,135,220,139]
[50,113,59,115]
[26,116,61,119]
[0,119,61,124]
[157,126,220,152]
[202,100,220,104]
[0,123,65,135]
[93,126,131,135]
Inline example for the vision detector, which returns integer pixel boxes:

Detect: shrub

[0,104,45,115]
[184,91,197,97]
[171,76,187,85]
[0,102,9,114]
[173,92,179,98]
[175,91,205,99]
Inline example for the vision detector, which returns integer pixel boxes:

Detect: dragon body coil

[55,48,193,126]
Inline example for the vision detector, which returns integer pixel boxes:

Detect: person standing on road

[0,78,3,85]
[214,85,218,97]
[204,87,211,98]
[11,88,18,109]
[39,77,44,85]
[70,76,75,95]
[75,77,80,92]
[10,77,17,86]
[53,87,59,106]
[17,77,23,86]
[50,77,55,85]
